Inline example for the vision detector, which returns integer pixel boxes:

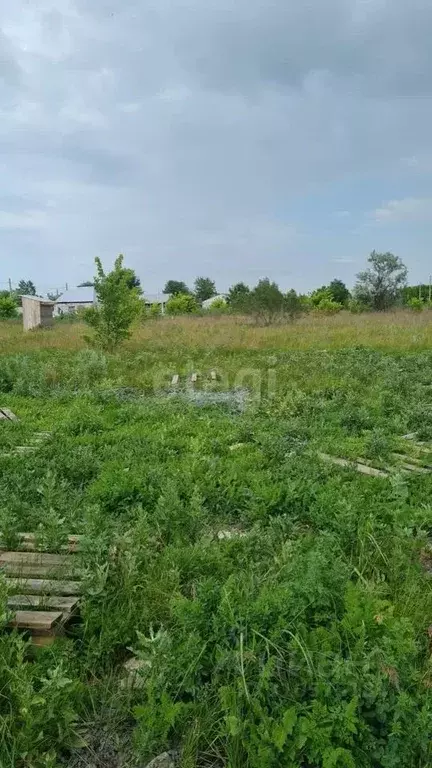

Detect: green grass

[1,321,432,766]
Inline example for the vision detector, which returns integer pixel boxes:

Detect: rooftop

[56,287,95,304]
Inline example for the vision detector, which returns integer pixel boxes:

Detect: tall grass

[1,310,432,355]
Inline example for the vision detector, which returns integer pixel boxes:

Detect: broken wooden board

[0,408,18,421]
[0,532,83,553]
[7,594,78,612]
[5,577,82,595]
[191,373,198,383]
[210,370,217,381]
[171,374,179,386]
[318,453,389,478]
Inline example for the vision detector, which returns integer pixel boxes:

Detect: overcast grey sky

[1,0,432,295]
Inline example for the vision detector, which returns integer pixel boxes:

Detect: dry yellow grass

[1,310,432,355]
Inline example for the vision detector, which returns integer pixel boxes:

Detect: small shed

[21,295,55,331]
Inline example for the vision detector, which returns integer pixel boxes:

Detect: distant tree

[0,296,18,318]
[163,280,190,296]
[329,279,350,306]
[310,286,334,307]
[83,255,142,351]
[78,281,94,288]
[227,282,250,309]
[194,277,217,302]
[243,278,285,326]
[47,291,60,301]
[285,289,303,321]
[166,293,199,315]
[354,251,408,311]
[17,279,36,296]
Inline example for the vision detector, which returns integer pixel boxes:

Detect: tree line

[0,250,429,323]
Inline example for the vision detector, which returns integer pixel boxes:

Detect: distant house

[202,294,227,310]
[54,287,96,316]
[54,287,170,316]
[142,293,171,314]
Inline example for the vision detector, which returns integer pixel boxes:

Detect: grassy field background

[1,314,432,767]
[2,309,432,355]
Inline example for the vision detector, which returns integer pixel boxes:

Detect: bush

[314,298,343,315]
[166,293,199,315]
[407,297,424,312]
[205,297,228,314]
[0,296,18,319]
[348,299,367,314]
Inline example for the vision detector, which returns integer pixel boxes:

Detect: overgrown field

[1,318,432,767]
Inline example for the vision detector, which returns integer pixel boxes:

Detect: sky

[1,0,432,296]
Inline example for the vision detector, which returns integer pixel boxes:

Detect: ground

[1,313,432,767]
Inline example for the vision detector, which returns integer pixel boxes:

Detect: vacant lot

[1,314,432,767]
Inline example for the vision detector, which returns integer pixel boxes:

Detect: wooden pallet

[171,371,218,386]
[0,408,18,421]
[1,534,83,646]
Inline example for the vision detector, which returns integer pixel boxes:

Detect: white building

[54,287,95,316]
[54,287,170,315]
[202,294,227,310]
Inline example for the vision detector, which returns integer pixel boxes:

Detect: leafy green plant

[0,296,18,319]
[166,293,199,315]
[84,254,142,351]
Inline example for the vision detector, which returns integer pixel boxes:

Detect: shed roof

[56,287,95,304]
[21,295,54,305]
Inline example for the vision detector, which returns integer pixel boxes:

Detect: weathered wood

[7,594,79,612]
[0,533,83,553]
[171,374,179,385]
[5,577,82,595]
[9,610,63,631]
[0,551,75,566]
[0,408,18,421]
[392,453,432,472]
[191,373,198,383]
[210,370,217,380]
[318,453,388,478]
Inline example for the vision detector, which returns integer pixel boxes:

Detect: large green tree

[227,282,250,309]
[243,278,285,325]
[84,255,142,351]
[354,251,408,311]
[163,280,191,296]
[194,277,217,302]
[329,279,350,306]
[17,279,36,296]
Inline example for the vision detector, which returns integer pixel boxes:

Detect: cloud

[1,0,432,291]
[373,198,432,223]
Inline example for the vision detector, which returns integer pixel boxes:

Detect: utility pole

[429,275,431,303]
[8,278,12,296]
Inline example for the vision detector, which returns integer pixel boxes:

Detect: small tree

[329,279,350,306]
[83,255,142,351]
[194,277,217,302]
[78,281,95,288]
[166,293,199,315]
[285,289,303,321]
[0,296,18,319]
[17,279,36,296]
[227,282,250,310]
[163,280,190,296]
[243,278,285,326]
[354,251,408,311]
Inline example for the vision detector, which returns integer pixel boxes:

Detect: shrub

[166,293,199,315]
[407,297,424,312]
[314,298,343,315]
[0,296,18,319]
[205,297,228,314]
[348,299,367,314]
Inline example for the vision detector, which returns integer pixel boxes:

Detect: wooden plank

[1,563,78,578]
[0,533,83,553]
[0,408,18,421]
[171,374,179,385]
[7,594,78,611]
[0,551,75,566]
[9,610,63,631]
[5,577,82,595]
[318,453,388,478]
[392,453,432,472]
[191,373,198,383]
[210,370,217,380]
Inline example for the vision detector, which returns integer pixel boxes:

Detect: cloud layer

[1,0,432,293]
